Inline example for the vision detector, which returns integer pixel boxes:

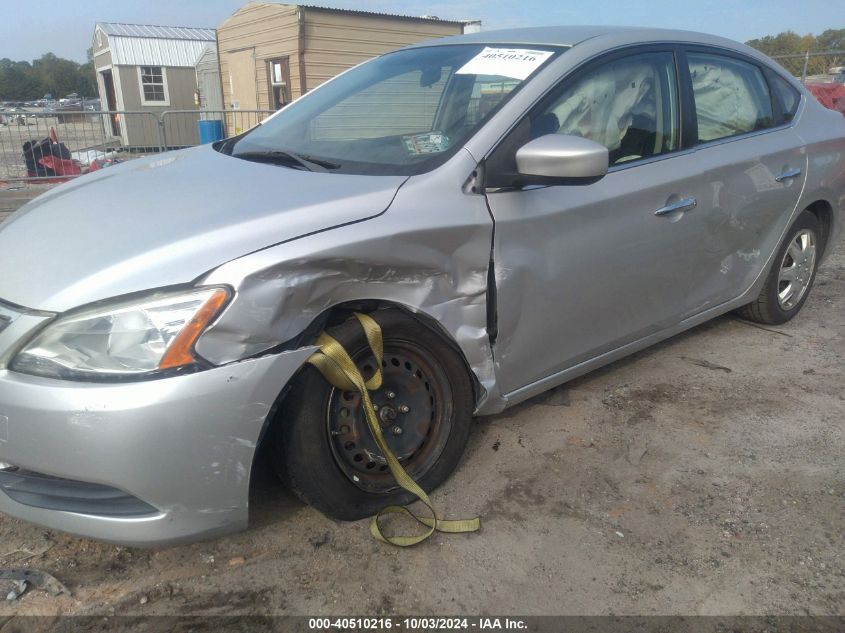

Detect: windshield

[223,44,562,176]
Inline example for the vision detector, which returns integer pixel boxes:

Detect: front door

[484,49,704,394]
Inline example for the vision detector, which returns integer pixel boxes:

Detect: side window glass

[769,73,801,123]
[687,53,774,142]
[541,52,680,165]
[486,51,680,179]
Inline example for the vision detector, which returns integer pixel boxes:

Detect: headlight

[11,287,230,380]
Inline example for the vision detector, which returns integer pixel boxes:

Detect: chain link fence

[0,109,273,183]
[768,50,845,83]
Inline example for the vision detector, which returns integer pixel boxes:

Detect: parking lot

[0,185,842,618]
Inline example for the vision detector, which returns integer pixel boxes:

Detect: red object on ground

[805,83,845,117]
[37,155,83,178]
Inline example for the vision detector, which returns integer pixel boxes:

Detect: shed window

[139,66,168,104]
[268,58,291,110]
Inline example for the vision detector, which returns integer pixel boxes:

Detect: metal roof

[298,4,472,26]
[223,3,474,26]
[97,22,215,41]
[96,22,216,68]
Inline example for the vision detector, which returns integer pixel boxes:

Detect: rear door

[678,48,807,316]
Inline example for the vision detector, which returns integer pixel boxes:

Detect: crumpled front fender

[196,152,505,415]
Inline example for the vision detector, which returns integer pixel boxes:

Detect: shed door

[197,67,224,112]
[100,69,120,136]
[228,49,258,110]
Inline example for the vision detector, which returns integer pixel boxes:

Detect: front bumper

[0,347,313,547]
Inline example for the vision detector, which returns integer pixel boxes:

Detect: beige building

[217,3,479,116]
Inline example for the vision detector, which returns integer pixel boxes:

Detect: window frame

[137,65,170,106]
[267,57,292,110]
[677,45,798,149]
[484,43,688,188]
[763,66,803,125]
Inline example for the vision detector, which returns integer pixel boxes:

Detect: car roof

[404,25,747,52]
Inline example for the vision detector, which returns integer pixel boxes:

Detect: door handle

[775,168,802,182]
[654,197,697,216]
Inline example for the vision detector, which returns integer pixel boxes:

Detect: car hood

[0,145,406,312]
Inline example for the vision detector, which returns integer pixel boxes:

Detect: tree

[816,29,845,71]
[0,53,99,101]
[746,30,806,57]
[0,59,44,100]
[33,53,85,98]
[76,62,96,97]
[746,29,843,77]
[816,29,845,53]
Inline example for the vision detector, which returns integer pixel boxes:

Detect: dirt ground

[0,186,842,618]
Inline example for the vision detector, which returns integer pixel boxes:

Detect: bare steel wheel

[326,341,453,494]
[271,309,474,521]
[777,229,816,310]
[737,210,821,325]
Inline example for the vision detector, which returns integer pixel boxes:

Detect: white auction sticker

[456,47,554,80]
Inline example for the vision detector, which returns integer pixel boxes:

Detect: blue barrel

[197,119,224,144]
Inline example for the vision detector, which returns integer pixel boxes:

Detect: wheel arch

[804,199,835,257]
[298,299,483,402]
[250,299,484,495]
[254,299,483,445]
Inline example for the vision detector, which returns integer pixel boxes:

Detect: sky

[1,0,842,63]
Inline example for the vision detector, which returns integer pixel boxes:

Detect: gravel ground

[0,188,842,618]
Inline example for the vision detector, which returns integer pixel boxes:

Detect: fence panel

[1,109,273,184]
[0,110,161,183]
[161,109,273,148]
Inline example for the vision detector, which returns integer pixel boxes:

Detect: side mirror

[514,134,608,185]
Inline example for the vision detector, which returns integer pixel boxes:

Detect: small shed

[92,22,218,148]
[217,3,480,116]
[196,44,225,112]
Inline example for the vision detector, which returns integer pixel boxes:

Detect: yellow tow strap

[307,312,481,546]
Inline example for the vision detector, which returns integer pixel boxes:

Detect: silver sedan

[0,26,842,546]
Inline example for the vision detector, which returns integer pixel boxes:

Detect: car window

[311,66,453,141]
[540,52,680,165]
[769,73,801,124]
[486,51,680,180]
[228,44,561,176]
[311,69,521,141]
[687,52,775,142]
[466,78,522,126]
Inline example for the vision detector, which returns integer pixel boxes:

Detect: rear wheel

[271,309,474,520]
[737,210,820,325]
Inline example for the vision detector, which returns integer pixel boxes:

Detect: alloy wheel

[777,228,816,310]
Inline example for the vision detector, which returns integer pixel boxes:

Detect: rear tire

[737,210,820,325]
[270,309,474,521]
